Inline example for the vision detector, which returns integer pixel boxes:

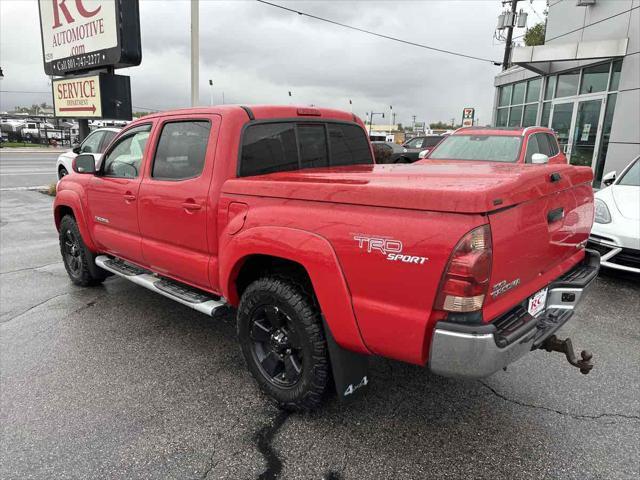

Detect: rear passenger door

[138,116,219,289]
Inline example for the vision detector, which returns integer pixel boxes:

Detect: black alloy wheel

[62,228,83,278]
[249,305,303,387]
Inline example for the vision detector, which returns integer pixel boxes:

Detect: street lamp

[209,79,213,106]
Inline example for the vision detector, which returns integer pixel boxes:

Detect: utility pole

[209,79,213,106]
[502,0,519,71]
[190,0,199,107]
[412,115,416,131]
[389,105,393,131]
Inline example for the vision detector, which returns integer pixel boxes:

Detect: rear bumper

[428,249,599,379]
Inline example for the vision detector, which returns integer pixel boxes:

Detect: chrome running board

[95,255,226,316]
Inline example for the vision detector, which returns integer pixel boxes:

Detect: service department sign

[38,0,141,75]
[53,73,132,120]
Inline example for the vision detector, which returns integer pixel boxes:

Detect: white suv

[56,127,120,179]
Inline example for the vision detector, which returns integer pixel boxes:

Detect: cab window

[102,124,152,178]
[239,121,372,177]
[152,121,211,180]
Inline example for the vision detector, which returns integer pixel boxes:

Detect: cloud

[0,0,546,125]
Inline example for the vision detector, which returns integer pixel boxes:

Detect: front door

[87,124,153,264]
[569,98,603,167]
[138,117,218,290]
[551,96,606,167]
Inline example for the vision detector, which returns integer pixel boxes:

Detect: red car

[424,126,567,164]
[54,106,597,411]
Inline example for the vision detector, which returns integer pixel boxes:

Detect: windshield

[428,135,521,162]
[618,158,639,186]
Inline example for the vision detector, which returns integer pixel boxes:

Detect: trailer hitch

[540,335,594,375]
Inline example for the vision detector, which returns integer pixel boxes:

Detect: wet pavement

[1,189,639,479]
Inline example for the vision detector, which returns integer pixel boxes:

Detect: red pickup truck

[54,105,598,411]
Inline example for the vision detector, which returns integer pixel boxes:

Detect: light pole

[389,105,393,131]
[190,0,199,107]
[209,79,213,106]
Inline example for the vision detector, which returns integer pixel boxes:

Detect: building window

[522,104,538,127]
[512,82,526,104]
[594,93,617,188]
[540,102,552,127]
[498,85,512,107]
[526,78,541,103]
[544,76,556,100]
[556,70,580,98]
[609,60,622,91]
[495,79,540,128]
[580,63,610,95]
[496,108,509,127]
[508,105,523,127]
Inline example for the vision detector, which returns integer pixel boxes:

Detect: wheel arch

[220,226,370,355]
[53,190,97,252]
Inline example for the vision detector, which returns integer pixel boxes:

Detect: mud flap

[322,318,370,401]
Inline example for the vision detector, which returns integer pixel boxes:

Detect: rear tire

[237,277,330,411]
[59,215,107,287]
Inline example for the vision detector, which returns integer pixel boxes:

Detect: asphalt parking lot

[1,151,639,479]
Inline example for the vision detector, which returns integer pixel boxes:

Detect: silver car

[56,127,120,179]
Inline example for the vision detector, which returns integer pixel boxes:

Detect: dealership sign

[38,0,141,75]
[53,73,132,120]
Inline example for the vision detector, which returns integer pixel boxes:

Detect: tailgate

[484,170,594,320]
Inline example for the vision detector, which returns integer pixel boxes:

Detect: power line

[256,0,502,65]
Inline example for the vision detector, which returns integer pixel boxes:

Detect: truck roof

[452,126,553,136]
[134,105,358,123]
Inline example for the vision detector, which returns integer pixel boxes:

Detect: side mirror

[72,145,81,154]
[531,153,549,164]
[602,171,616,186]
[73,154,97,174]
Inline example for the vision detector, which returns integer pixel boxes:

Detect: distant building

[492,0,638,186]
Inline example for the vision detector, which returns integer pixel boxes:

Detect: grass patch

[1,142,49,148]
[44,183,57,196]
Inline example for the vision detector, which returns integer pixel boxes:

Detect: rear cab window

[239,121,372,177]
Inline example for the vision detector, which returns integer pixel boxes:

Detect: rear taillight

[435,225,492,313]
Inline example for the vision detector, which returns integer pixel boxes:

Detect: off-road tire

[237,277,330,411]
[59,215,107,287]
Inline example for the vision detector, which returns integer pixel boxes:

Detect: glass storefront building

[492,0,639,187]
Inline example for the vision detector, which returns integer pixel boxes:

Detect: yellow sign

[53,75,102,118]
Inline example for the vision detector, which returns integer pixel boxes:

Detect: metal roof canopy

[511,38,628,75]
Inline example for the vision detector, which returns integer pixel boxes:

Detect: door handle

[124,193,136,202]
[182,201,202,211]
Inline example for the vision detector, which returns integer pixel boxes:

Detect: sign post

[38,0,141,141]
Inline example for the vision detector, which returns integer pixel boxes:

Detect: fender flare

[53,189,98,252]
[220,226,370,355]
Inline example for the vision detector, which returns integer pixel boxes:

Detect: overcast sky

[0,0,546,126]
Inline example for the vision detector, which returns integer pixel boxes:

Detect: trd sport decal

[353,234,428,265]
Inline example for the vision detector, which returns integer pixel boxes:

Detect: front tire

[59,215,106,287]
[58,166,68,179]
[237,277,330,411]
